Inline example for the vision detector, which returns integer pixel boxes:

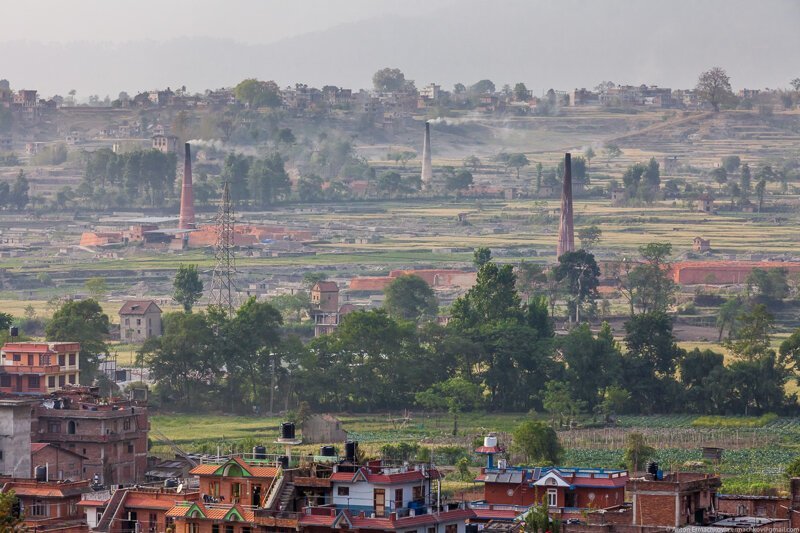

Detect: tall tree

[629,243,676,314]
[384,274,438,322]
[46,299,110,385]
[512,420,562,464]
[696,67,734,112]
[506,153,530,179]
[173,264,204,312]
[372,68,407,92]
[553,250,600,323]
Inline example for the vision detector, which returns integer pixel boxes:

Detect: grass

[692,413,779,428]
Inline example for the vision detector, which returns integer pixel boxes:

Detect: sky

[2,0,798,97]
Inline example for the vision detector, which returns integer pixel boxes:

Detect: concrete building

[118,300,162,342]
[0,397,37,477]
[151,134,178,154]
[301,414,349,444]
[693,237,711,253]
[698,193,715,213]
[0,342,81,394]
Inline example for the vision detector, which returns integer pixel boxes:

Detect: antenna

[210,180,237,315]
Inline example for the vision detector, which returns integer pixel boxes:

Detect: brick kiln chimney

[179,142,195,230]
[557,152,574,257]
[421,122,432,189]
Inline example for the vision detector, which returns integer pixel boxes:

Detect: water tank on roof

[647,461,659,477]
[320,445,336,457]
[9,326,18,338]
[164,478,178,488]
[35,465,47,482]
[281,422,295,440]
[277,455,289,468]
[484,435,498,448]
[253,445,267,460]
[345,441,358,462]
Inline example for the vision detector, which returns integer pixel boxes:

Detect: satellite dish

[176,483,184,494]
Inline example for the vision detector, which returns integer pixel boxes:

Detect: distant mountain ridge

[2,0,797,96]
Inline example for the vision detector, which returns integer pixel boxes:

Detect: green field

[150,411,800,494]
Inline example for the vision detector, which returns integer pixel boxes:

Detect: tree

[372,68,407,92]
[628,243,676,314]
[604,143,622,162]
[513,82,530,101]
[722,155,741,173]
[711,167,728,190]
[173,264,203,312]
[641,158,661,202]
[739,163,752,204]
[625,311,684,376]
[755,178,767,213]
[470,79,496,94]
[384,274,438,322]
[85,277,108,300]
[415,377,483,435]
[516,261,547,301]
[746,268,789,303]
[624,432,656,472]
[10,170,29,209]
[584,146,596,167]
[717,297,744,341]
[445,169,473,191]
[463,155,481,171]
[473,247,492,268]
[696,67,733,112]
[601,386,631,418]
[553,250,600,323]
[561,323,623,412]
[506,153,530,179]
[302,272,328,290]
[542,381,585,428]
[233,78,281,108]
[0,489,23,530]
[0,312,12,332]
[725,304,774,361]
[786,456,800,478]
[512,420,562,464]
[377,171,402,195]
[46,299,110,385]
[576,225,602,250]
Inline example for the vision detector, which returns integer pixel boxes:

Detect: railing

[263,466,284,509]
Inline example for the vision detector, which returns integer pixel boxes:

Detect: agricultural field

[150,411,800,494]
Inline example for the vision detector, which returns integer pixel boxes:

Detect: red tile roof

[330,467,436,484]
[119,300,161,316]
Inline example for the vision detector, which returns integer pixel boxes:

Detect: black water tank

[281,422,295,440]
[320,445,336,457]
[345,441,358,462]
[647,461,659,476]
[35,465,47,482]
[164,478,178,488]
[253,445,267,459]
[277,455,289,468]
[9,326,18,338]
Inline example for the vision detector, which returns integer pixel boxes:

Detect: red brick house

[30,443,86,481]
[0,477,91,532]
[627,472,721,527]
[190,456,279,507]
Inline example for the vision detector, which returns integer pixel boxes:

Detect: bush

[691,413,778,428]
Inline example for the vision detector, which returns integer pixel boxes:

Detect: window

[337,486,350,496]
[149,513,157,533]
[0,375,11,387]
[40,355,50,365]
[136,318,141,326]
[27,354,34,366]
[412,486,423,502]
[58,354,65,366]
[12,353,20,362]
[127,442,134,453]
[243,528,252,533]
[125,318,130,326]
[69,354,76,366]
[547,489,557,507]
[123,418,131,430]
[225,526,234,533]
[48,376,56,388]
[428,528,436,533]
[48,421,60,433]
[188,525,199,533]
[30,499,48,516]
[212,526,220,533]
[69,374,76,384]
[445,525,457,533]
[394,488,403,510]
[232,482,241,502]
[59,375,66,387]
[68,421,76,434]
[28,375,41,389]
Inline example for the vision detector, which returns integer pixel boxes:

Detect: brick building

[30,443,86,481]
[87,486,201,533]
[31,388,149,485]
[0,477,91,532]
[0,342,81,394]
[717,494,789,519]
[118,300,163,342]
[627,472,721,528]
[0,397,37,477]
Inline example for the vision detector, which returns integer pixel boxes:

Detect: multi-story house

[0,342,81,394]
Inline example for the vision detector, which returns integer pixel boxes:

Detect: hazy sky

[2,0,799,96]
[2,0,453,44]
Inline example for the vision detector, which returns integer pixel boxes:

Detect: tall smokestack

[421,122,432,189]
[557,152,574,257]
[179,142,195,230]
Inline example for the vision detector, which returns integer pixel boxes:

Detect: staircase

[277,481,296,511]
[94,488,127,532]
